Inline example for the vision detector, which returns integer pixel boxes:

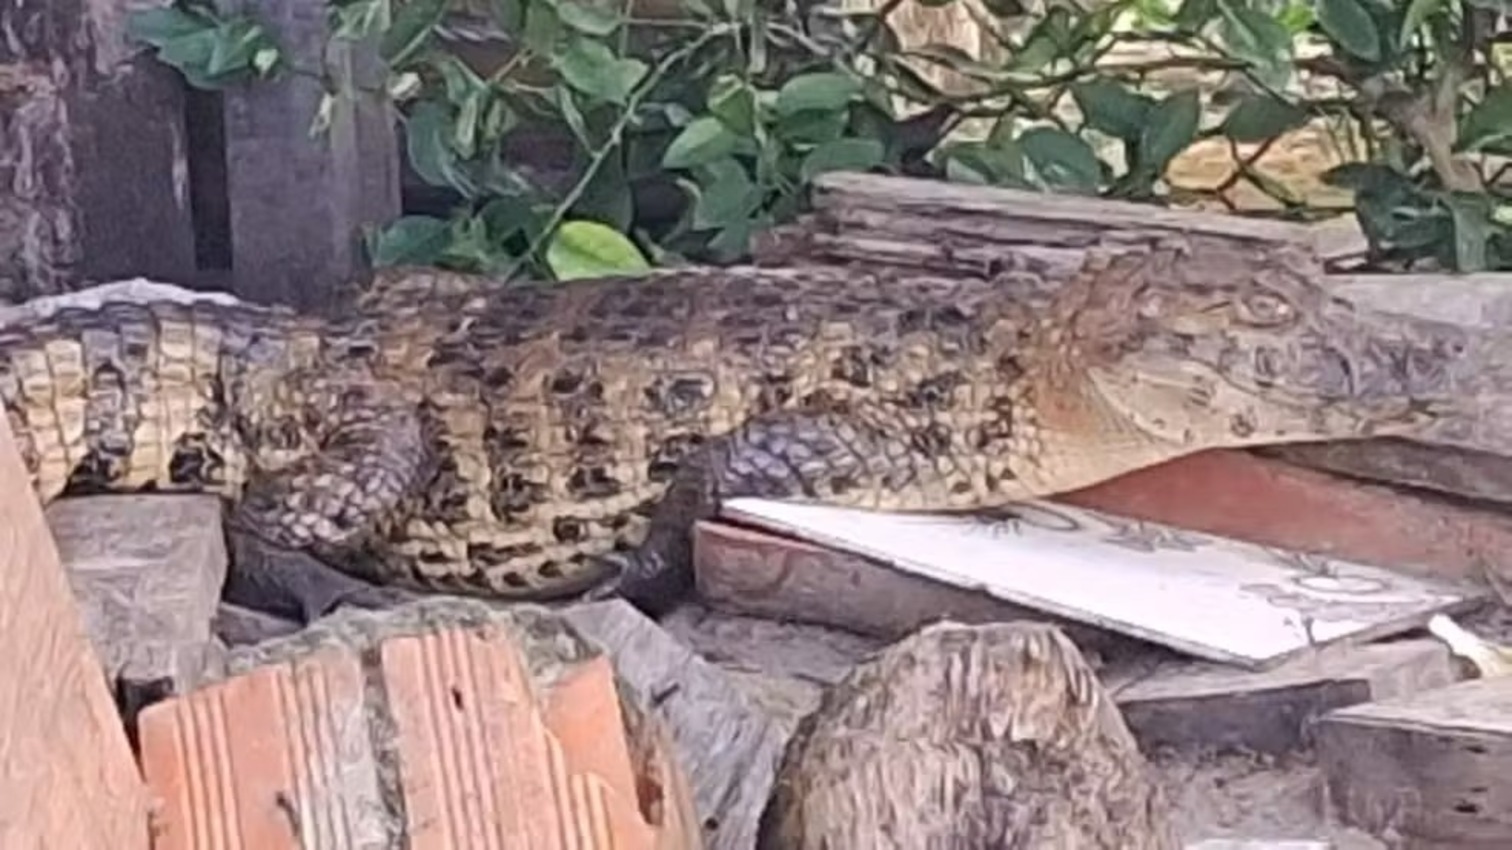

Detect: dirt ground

[662,603,1402,847]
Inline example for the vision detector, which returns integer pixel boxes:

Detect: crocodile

[0,242,1474,617]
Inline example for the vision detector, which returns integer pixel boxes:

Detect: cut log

[1315,676,1512,849]
[757,620,1180,849]
[0,0,198,301]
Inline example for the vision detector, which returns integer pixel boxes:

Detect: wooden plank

[1057,448,1512,587]
[0,0,198,301]
[215,0,401,310]
[0,409,151,848]
[715,498,1480,669]
[691,518,1130,656]
[1117,638,1457,756]
[752,172,1320,277]
[1315,676,1512,848]
[693,522,1460,755]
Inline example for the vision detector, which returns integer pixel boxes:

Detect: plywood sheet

[719,498,1482,668]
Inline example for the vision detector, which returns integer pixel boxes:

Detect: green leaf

[549,85,592,147]
[1172,0,1217,30]
[799,137,885,183]
[1399,0,1446,42]
[155,30,218,76]
[980,0,1025,14]
[552,39,648,105]
[940,141,1028,187]
[479,193,539,245]
[490,0,527,31]
[1019,127,1104,191]
[557,0,622,35]
[1135,89,1201,176]
[1221,93,1307,142]
[1446,193,1491,272]
[1316,0,1381,61]
[576,154,636,232]
[1276,2,1314,32]
[662,116,742,169]
[1457,86,1512,154]
[367,215,453,267]
[774,72,861,117]
[1216,1,1293,86]
[1071,79,1154,142]
[692,159,763,230]
[775,108,850,146]
[380,0,447,67]
[331,0,392,40]
[546,220,652,280]
[127,6,213,47]
[523,1,562,53]
[708,75,757,136]
[205,20,273,77]
[404,100,477,196]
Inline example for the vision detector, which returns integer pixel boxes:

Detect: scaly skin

[0,244,1471,613]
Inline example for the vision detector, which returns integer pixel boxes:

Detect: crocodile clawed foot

[578,548,692,619]
[224,529,418,624]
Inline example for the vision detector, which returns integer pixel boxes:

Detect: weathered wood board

[716,498,1481,668]
[1315,675,1512,848]
[1,0,198,301]
[214,0,401,310]
[693,523,1461,755]
[1116,638,1457,755]
[0,411,151,847]
[753,172,1322,279]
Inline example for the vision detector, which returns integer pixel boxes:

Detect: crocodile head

[1066,246,1469,450]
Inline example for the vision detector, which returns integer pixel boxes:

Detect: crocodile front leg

[596,406,1021,616]
[225,383,437,621]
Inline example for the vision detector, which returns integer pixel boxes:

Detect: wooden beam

[0,0,198,299]
[215,0,401,310]
[1315,675,1512,848]
[0,407,151,847]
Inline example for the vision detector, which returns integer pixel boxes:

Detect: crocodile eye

[1234,293,1293,326]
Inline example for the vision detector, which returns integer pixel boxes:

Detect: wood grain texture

[1316,676,1512,849]
[0,413,150,849]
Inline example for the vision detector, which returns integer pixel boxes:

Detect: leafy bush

[129,0,1512,278]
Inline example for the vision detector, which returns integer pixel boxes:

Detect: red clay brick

[136,647,385,850]
[138,619,689,850]
[544,656,655,849]
[381,626,565,850]
[0,417,151,850]
[1057,448,1512,584]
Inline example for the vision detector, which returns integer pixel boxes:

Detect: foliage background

[127,0,1512,281]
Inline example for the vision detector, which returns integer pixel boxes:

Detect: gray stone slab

[46,494,228,695]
